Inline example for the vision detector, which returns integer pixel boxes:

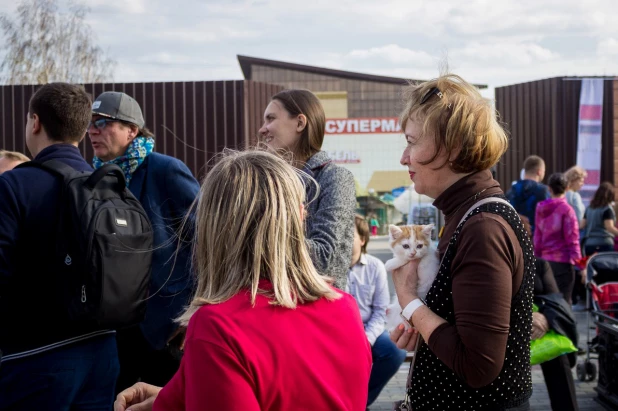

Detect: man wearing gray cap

[88,91,199,392]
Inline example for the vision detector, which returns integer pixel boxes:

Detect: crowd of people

[0,72,607,411]
[507,154,618,410]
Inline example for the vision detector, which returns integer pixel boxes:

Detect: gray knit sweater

[302,151,356,289]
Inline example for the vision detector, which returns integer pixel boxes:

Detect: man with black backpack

[88,91,200,393]
[0,83,142,410]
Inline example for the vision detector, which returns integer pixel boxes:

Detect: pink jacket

[534,197,581,264]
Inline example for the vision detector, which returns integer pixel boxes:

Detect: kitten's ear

[422,224,435,237]
[389,224,402,240]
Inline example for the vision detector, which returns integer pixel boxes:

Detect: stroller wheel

[585,361,597,382]
[576,361,597,382]
[577,363,586,381]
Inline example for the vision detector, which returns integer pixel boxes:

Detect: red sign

[325,117,401,134]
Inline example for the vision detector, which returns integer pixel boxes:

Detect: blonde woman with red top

[114,150,371,411]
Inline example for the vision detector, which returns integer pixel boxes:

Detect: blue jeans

[0,333,119,411]
[367,331,407,406]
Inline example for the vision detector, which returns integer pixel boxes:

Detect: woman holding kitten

[391,74,534,410]
[114,150,371,411]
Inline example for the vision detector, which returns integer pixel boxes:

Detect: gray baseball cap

[92,91,145,129]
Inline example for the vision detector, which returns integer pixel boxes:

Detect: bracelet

[399,298,425,327]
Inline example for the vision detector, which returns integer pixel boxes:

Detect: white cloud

[114,58,241,82]
[149,26,258,44]
[448,3,571,35]
[346,45,435,66]
[453,41,560,66]
[152,30,218,43]
[597,38,618,56]
[301,39,562,87]
[2,0,618,92]
[87,0,147,14]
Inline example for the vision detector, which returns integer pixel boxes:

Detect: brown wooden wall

[495,77,615,191]
[614,81,618,185]
[0,80,283,179]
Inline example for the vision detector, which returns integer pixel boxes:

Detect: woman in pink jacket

[534,173,581,304]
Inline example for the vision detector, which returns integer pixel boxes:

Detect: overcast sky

[1,0,617,99]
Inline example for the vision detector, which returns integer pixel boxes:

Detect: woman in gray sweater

[258,89,356,289]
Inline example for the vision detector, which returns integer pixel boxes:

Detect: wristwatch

[400,298,425,327]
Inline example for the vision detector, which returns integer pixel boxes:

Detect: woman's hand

[390,324,421,351]
[391,259,421,309]
[114,382,163,411]
[531,312,550,340]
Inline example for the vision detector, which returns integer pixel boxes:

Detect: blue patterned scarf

[93,136,155,186]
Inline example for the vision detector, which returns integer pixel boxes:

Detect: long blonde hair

[177,150,340,326]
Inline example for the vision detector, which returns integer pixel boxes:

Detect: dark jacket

[0,145,114,359]
[534,258,578,367]
[507,179,550,234]
[128,152,200,350]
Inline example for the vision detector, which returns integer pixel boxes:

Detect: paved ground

[366,236,609,411]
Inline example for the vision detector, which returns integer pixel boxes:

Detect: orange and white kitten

[385,224,439,332]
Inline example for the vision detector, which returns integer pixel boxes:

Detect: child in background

[347,215,406,407]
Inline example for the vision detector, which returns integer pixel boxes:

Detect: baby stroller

[577,252,618,407]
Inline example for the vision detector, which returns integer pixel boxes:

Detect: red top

[154,281,372,411]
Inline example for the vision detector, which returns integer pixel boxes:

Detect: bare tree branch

[0,0,116,85]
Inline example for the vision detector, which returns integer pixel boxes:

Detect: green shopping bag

[530,304,577,365]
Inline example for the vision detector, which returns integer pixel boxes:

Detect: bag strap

[404,196,515,394]
[85,164,126,193]
[14,159,75,178]
[16,160,125,190]
[435,197,514,270]
[456,197,514,229]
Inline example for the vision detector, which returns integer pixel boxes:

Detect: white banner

[576,78,604,205]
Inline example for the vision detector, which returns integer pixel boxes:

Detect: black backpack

[17,160,153,330]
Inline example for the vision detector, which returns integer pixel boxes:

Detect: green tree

[0,0,115,85]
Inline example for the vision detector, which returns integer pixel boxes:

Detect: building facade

[238,55,423,118]
[495,77,617,193]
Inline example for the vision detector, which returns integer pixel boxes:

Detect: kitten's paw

[385,258,406,272]
[384,259,400,272]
